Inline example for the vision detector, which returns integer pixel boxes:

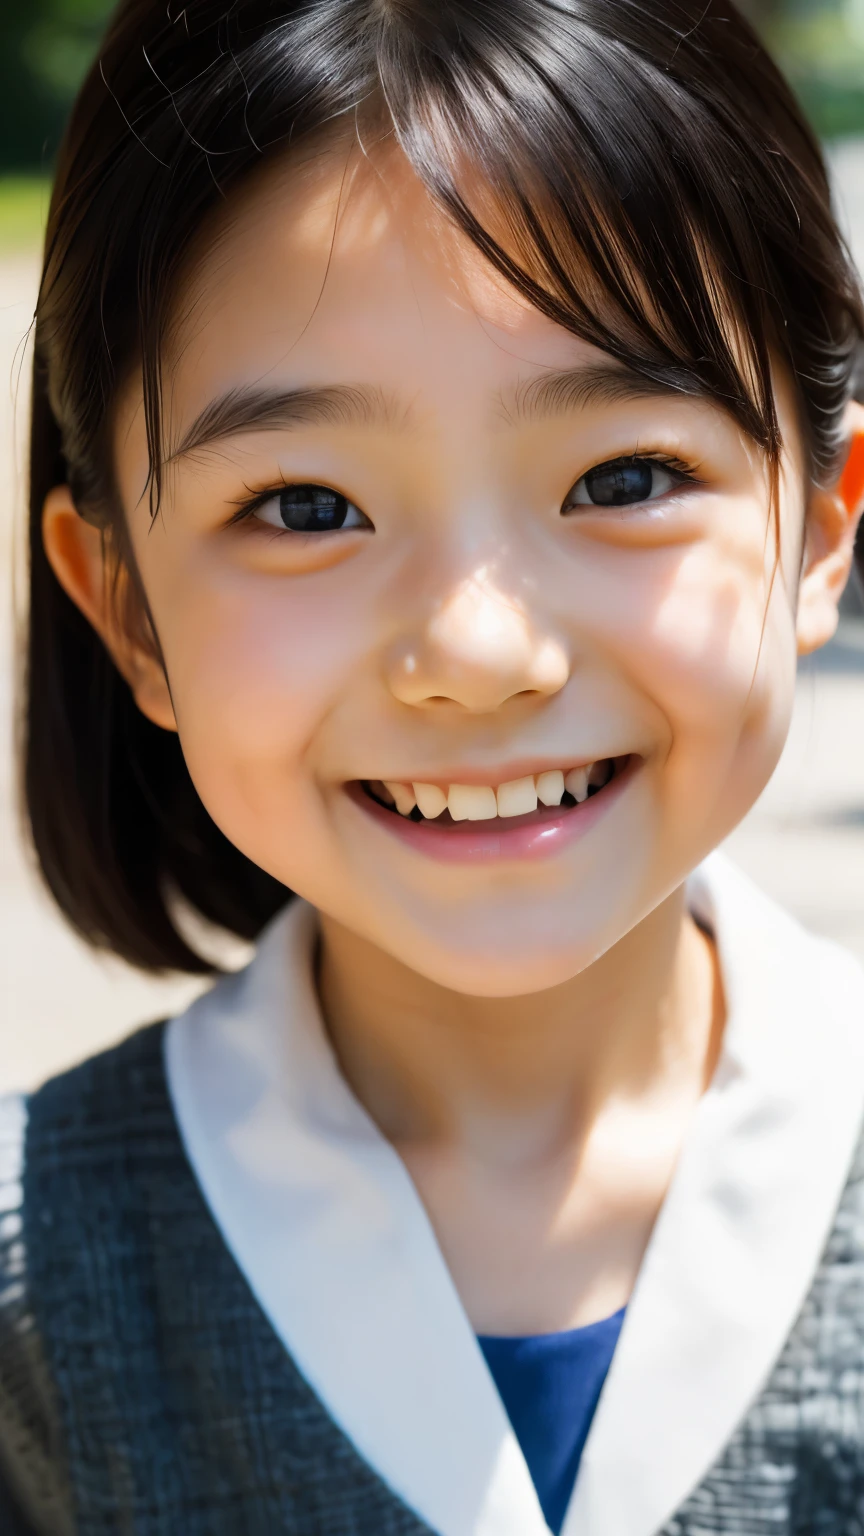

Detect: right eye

[563,456,688,511]
[253,484,371,534]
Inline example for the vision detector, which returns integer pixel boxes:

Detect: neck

[318,888,723,1169]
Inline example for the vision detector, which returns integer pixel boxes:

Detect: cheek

[142,555,365,820]
[609,538,797,819]
[555,522,796,838]
[646,545,792,712]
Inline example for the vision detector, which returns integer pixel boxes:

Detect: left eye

[253,484,370,533]
[563,457,683,510]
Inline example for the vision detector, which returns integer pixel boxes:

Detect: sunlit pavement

[4,141,864,1092]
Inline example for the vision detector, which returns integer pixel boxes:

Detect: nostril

[417,687,547,712]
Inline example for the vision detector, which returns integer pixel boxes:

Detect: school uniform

[2,852,864,1534]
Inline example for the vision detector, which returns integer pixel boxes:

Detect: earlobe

[796,404,864,658]
[41,485,178,732]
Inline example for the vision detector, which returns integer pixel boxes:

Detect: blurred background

[2,0,864,1091]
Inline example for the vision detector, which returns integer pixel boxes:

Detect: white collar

[165,854,864,1536]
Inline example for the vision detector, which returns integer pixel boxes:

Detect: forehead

[128,138,804,500]
[165,144,603,416]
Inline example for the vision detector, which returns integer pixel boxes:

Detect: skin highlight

[42,145,864,1332]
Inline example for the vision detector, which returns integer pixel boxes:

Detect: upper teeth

[378,761,614,820]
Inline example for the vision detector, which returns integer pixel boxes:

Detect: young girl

[4,0,864,1530]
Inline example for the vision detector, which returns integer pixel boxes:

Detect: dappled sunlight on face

[112,144,810,996]
[418,565,570,696]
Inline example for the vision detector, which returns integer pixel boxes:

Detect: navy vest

[2,1020,864,1533]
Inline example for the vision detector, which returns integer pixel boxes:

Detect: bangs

[373,0,820,472]
[47,0,862,520]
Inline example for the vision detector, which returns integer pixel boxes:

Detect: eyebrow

[166,362,693,465]
[166,382,404,464]
[498,362,691,424]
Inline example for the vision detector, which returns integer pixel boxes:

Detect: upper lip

[353,754,627,787]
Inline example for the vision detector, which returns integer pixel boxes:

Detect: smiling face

[96,145,830,994]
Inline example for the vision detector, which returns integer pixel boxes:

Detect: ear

[42,485,178,732]
[796,401,864,657]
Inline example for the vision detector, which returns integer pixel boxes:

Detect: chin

[382,917,616,998]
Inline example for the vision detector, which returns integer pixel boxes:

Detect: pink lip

[346,759,638,864]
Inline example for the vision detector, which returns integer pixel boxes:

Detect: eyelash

[619,452,696,481]
[227,451,701,533]
[571,451,699,497]
[227,477,306,527]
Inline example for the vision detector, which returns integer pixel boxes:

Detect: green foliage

[0,176,52,250]
[763,3,864,138]
[22,0,113,96]
[0,0,114,173]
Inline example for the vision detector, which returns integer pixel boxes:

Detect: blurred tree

[0,0,113,171]
[743,0,864,139]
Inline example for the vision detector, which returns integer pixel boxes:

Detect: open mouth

[348,756,636,862]
[353,755,633,838]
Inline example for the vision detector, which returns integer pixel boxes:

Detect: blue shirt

[478,1308,626,1534]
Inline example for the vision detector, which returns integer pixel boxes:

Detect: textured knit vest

[2,1020,864,1534]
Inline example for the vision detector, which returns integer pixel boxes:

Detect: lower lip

[346,761,637,864]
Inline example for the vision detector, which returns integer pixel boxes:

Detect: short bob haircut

[23,0,864,973]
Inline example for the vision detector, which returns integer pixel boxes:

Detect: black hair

[23,0,864,972]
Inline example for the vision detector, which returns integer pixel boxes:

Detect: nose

[386,564,570,712]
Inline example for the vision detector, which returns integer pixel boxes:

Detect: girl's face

[104,148,845,995]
